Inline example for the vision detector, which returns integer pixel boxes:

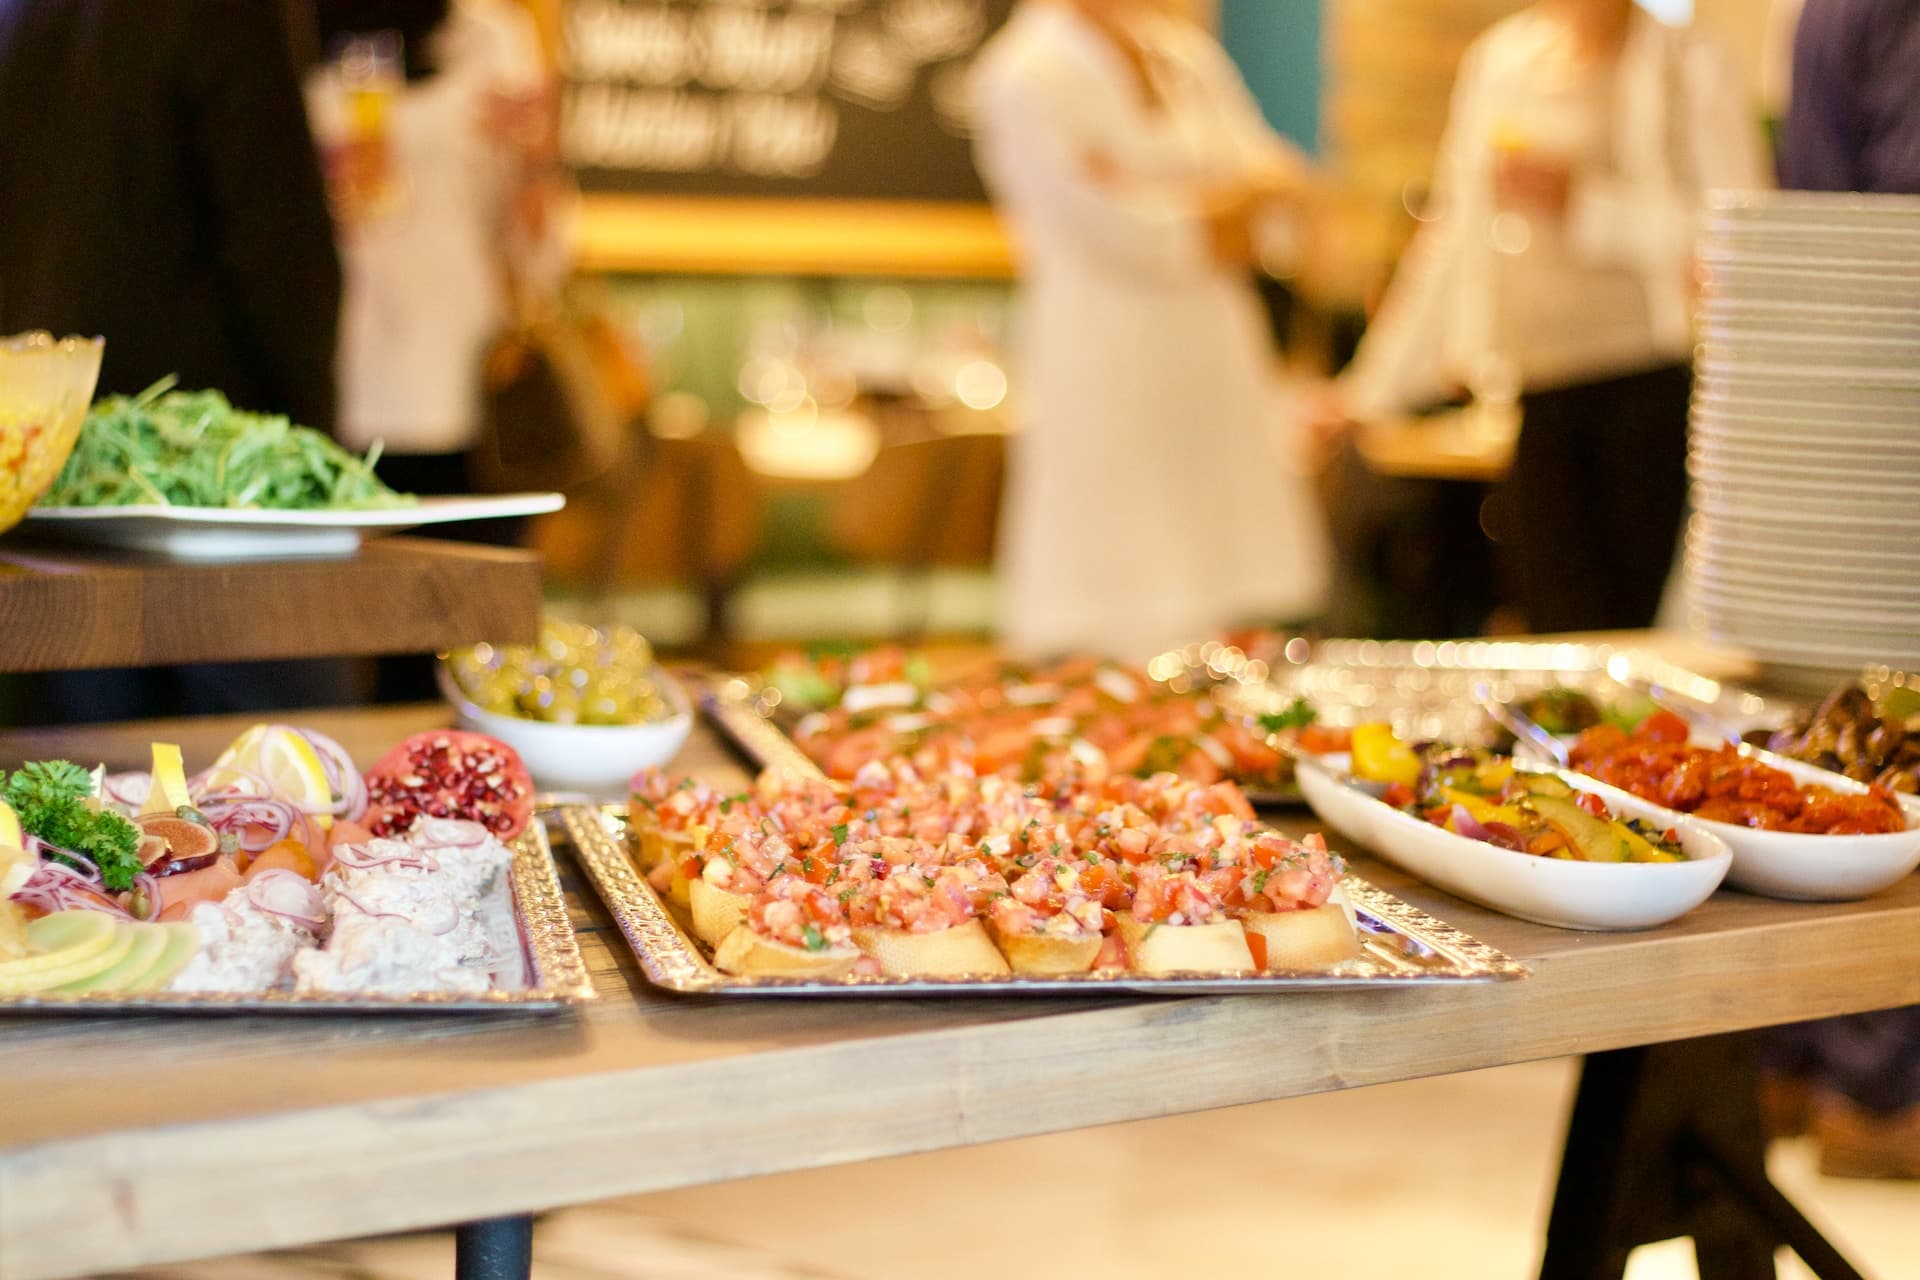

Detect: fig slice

[137,816,219,877]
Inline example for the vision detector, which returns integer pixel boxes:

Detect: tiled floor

[122,1058,1920,1280]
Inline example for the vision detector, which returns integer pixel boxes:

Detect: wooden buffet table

[0,538,542,670]
[1,691,1915,1280]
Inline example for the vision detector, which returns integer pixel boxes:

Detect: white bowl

[1295,754,1732,931]
[437,664,694,794]
[1563,749,1920,902]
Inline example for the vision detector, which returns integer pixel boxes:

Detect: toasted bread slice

[852,919,1011,977]
[713,925,860,979]
[1115,916,1256,976]
[1242,903,1361,971]
[688,878,753,947]
[633,824,698,873]
[985,921,1101,975]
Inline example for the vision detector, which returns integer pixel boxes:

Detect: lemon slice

[0,797,21,850]
[202,724,267,793]
[143,742,194,816]
[0,843,31,899]
[0,901,27,961]
[207,725,333,823]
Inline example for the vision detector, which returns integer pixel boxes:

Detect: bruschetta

[1231,832,1357,969]
[688,876,753,948]
[984,858,1106,975]
[1242,903,1360,970]
[711,875,860,979]
[845,859,1011,976]
[1119,866,1255,975]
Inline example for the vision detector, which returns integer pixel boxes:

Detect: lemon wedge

[0,842,31,899]
[142,743,193,816]
[0,796,22,851]
[0,901,27,961]
[208,725,333,826]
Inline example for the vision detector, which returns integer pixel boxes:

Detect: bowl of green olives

[439,619,693,793]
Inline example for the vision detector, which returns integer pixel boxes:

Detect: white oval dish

[1295,754,1732,931]
[1558,748,1920,903]
[437,664,694,795]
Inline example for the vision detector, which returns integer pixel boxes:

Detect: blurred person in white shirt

[971,0,1330,661]
[1318,0,1769,633]
[308,0,563,502]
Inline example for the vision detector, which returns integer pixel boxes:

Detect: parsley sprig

[3,760,143,891]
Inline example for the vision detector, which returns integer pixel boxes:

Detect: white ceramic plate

[1689,431,1920,472]
[1697,357,1920,390]
[1295,754,1732,931]
[1688,522,1918,562]
[23,494,566,560]
[1700,336,1920,369]
[1691,498,1920,534]
[1691,583,1920,628]
[1688,456,1920,494]
[1694,618,1920,670]
[1688,479,1920,517]
[438,665,695,795]
[1561,749,1920,902]
[1688,559,1920,604]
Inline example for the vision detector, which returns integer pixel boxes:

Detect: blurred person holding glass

[1320,0,1768,633]
[308,0,563,512]
[970,0,1330,660]
[308,0,564,699]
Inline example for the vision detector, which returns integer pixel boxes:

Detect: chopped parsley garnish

[830,821,849,846]
[801,923,827,952]
[1257,698,1318,734]
[3,760,142,891]
[719,792,749,814]
[837,887,857,903]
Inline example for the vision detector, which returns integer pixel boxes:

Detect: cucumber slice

[131,923,204,992]
[1529,794,1632,862]
[60,923,168,993]
[1,913,134,993]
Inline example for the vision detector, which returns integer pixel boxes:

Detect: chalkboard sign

[561,0,1015,202]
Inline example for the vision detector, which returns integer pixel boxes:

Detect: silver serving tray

[560,804,1527,997]
[0,821,595,1013]
[1213,638,1780,745]
[697,670,1308,807]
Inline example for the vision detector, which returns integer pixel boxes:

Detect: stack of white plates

[1687,191,1920,687]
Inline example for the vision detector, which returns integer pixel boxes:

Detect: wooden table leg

[1538,1034,1870,1280]
[454,1214,534,1280]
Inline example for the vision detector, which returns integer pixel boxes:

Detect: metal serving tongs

[1471,681,1570,768]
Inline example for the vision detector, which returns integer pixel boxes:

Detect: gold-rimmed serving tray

[0,822,595,1013]
[559,804,1528,996]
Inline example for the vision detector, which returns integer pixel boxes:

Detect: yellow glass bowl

[0,332,104,534]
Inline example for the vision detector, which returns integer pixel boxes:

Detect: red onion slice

[1449,804,1493,843]
[25,836,103,883]
[9,860,132,920]
[331,841,440,872]
[292,727,367,821]
[408,818,490,849]
[102,772,153,809]
[246,869,326,930]
[331,885,457,936]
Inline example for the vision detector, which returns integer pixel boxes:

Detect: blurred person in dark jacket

[1777,0,1920,194]
[0,0,354,720]
[0,0,340,429]
[1762,0,1920,1181]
